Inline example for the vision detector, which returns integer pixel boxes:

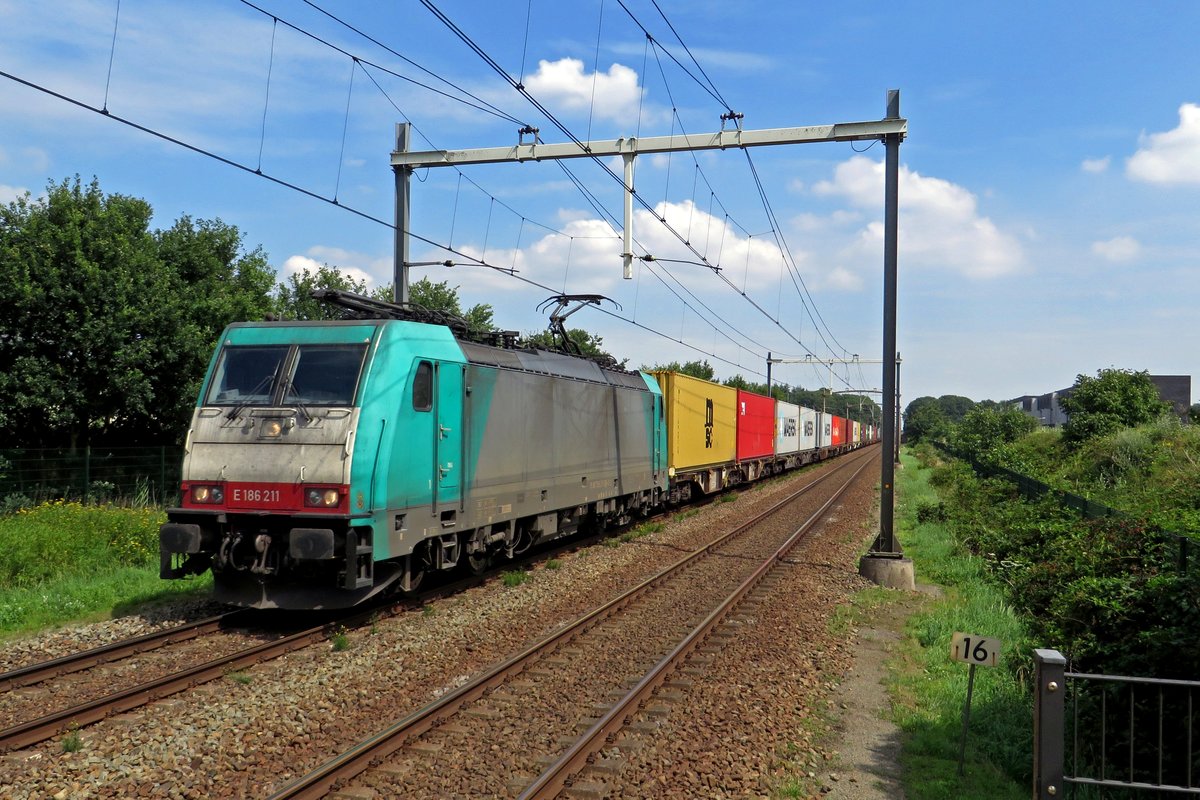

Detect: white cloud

[608,41,773,73]
[523,58,646,124]
[1081,156,1110,173]
[430,198,801,298]
[813,156,1023,279]
[282,246,383,288]
[0,184,30,204]
[1126,103,1200,184]
[823,266,863,291]
[1091,235,1141,262]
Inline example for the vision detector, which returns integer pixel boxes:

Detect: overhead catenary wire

[102,0,122,114]
[0,32,768,380]
[14,1,834,383]
[415,0,845,368]
[294,0,527,127]
[618,0,859,363]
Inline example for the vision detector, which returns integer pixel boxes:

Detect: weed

[61,723,83,753]
[545,559,562,570]
[330,626,350,652]
[226,671,253,685]
[718,492,738,504]
[422,604,436,617]
[502,569,529,587]
[603,537,621,548]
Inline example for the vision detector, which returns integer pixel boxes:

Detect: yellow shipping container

[651,371,737,473]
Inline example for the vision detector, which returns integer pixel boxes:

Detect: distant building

[1010,375,1192,427]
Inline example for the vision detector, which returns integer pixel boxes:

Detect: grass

[502,569,529,587]
[0,500,213,638]
[330,627,350,652]
[618,521,664,543]
[61,723,83,753]
[887,448,1032,800]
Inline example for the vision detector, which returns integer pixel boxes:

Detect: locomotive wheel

[399,553,425,593]
[465,549,492,575]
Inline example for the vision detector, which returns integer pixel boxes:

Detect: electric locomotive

[160,291,667,608]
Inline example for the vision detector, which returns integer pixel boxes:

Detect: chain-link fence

[0,446,183,508]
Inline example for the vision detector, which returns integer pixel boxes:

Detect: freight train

[159,292,878,609]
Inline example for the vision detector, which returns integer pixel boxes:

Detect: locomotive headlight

[190,485,225,504]
[261,419,283,438]
[304,487,340,508]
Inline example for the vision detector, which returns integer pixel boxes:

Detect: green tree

[1060,369,1170,446]
[905,403,950,443]
[0,177,274,448]
[644,360,716,381]
[273,264,389,320]
[525,327,625,367]
[409,278,495,335]
[951,406,1038,461]
[936,394,976,422]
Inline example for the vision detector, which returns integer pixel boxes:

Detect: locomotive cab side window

[412,361,433,411]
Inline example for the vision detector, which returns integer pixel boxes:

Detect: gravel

[2,453,882,799]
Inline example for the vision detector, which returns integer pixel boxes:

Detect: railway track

[0,610,249,693]
[268,447,878,799]
[0,612,342,754]
[0,502,669,757]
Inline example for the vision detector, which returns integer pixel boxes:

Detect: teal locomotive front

[159,318,466,608]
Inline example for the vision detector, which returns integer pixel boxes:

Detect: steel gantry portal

[389,91,907,559]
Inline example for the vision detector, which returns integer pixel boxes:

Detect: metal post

[393,122,412,304]
[877,89,901,554]
[766,352,773,396]
[958,663,977,776]
[622,152,635,279]
[895,352,902,465]
[1033,649,1066,799]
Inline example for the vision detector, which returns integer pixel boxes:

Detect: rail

[267,448,877,799]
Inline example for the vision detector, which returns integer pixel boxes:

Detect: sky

[1,0,1197,408]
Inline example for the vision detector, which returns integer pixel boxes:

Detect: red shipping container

[830,415,846,447]
[736,390,776,461]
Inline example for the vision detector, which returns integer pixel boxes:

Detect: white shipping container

[775,401,800,455]
[799,406,818,452]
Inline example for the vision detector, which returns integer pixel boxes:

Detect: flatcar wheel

[465,550,492,575]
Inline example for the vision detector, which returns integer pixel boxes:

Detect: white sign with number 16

[951,632,1002,667]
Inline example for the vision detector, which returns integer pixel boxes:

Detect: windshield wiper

[279,374,315,422]
[226,374,276,420]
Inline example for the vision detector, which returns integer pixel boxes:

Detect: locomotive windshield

[205,343,368,407]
